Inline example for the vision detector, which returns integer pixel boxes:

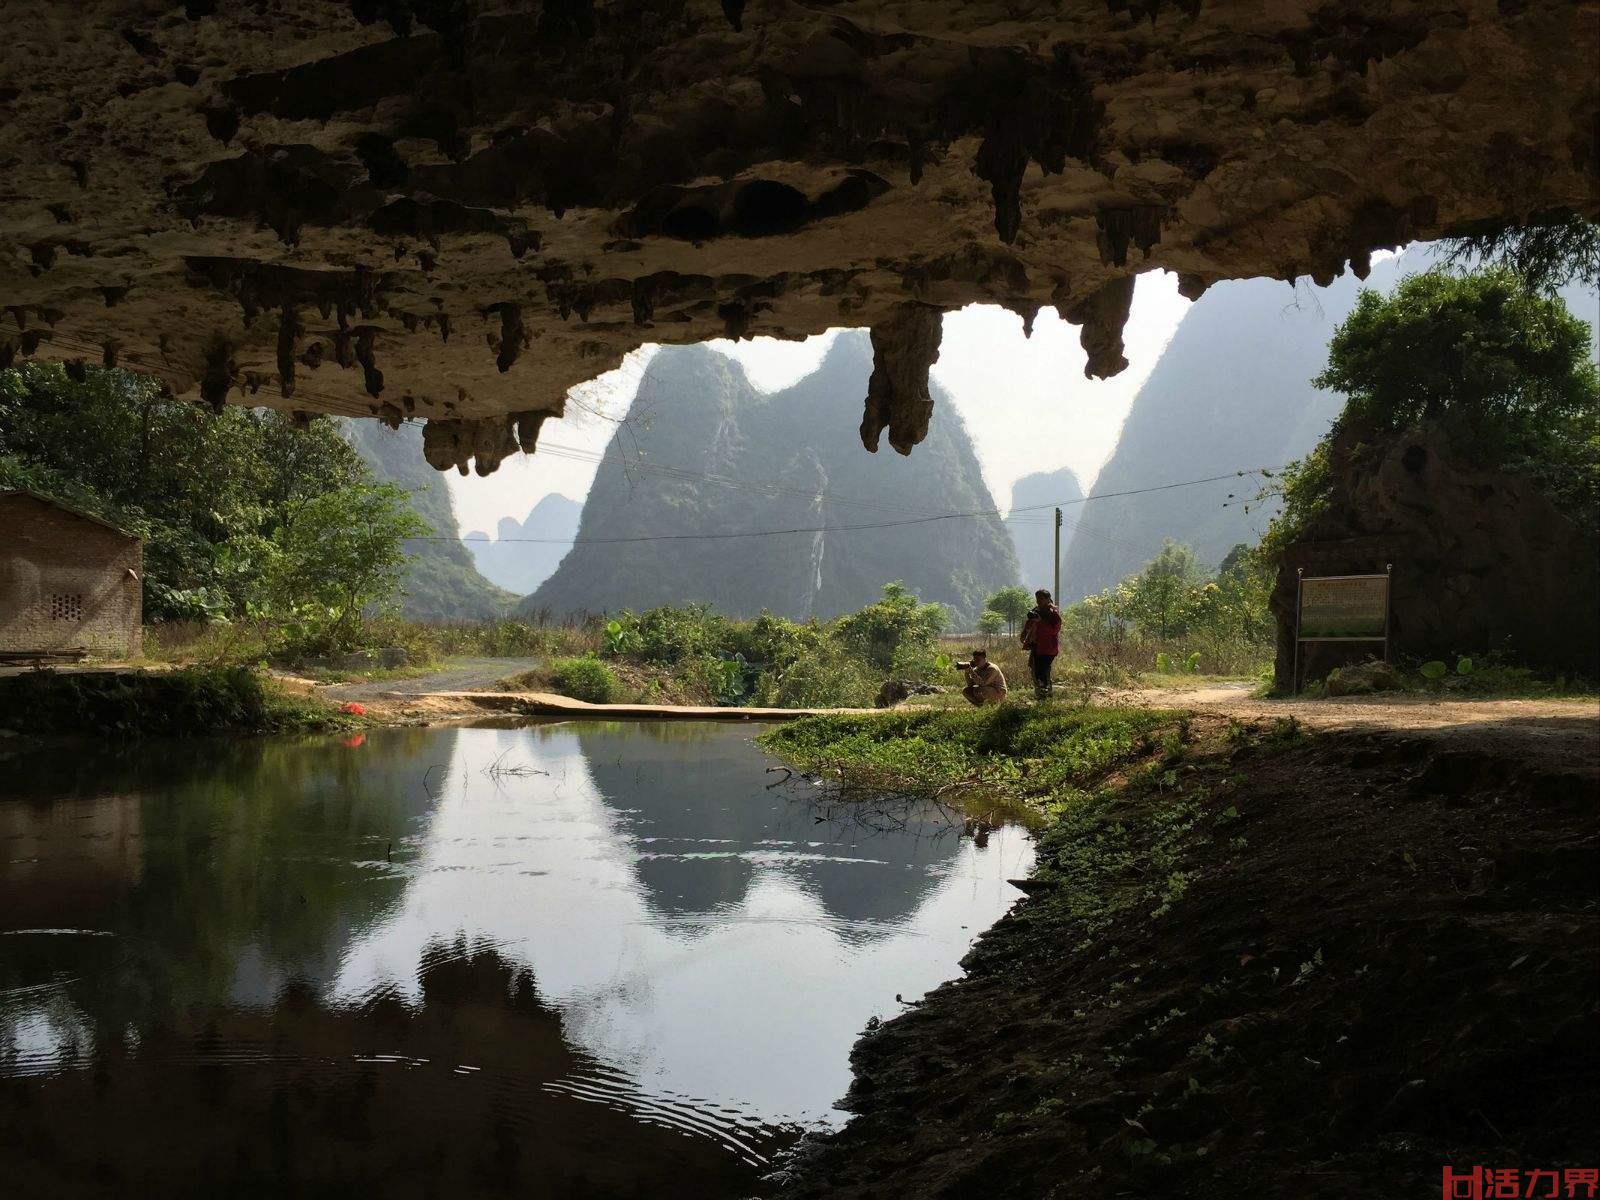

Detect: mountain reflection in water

[0,721,1032,1198]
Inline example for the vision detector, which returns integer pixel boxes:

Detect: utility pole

[1053,507,1062,601]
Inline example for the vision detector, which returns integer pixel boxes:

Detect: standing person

[959,649,1008,706]
[1020,589,1062,700]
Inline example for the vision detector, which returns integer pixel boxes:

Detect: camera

[954,660,972,671]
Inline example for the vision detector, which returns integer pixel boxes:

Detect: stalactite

[1063,276,1135,379]
[355,328,383,397]
[200,335,235,413]
[860,304,943,456]
[276,304,299,397]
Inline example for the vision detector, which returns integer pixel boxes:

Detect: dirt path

[1116,682,1600,775]
[320,657,540,701]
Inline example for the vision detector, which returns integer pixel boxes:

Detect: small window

[49,593,84,622]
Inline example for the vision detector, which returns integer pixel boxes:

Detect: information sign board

[1292,566,1392,694]
[1298,574,1389,640]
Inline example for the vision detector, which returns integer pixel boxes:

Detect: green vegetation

[496,584,949,708]
[1055,540,1275,679]
[0,364,434,654]
[0,666,349,738]
[548,656,621,704]
[763,706,1237,968]
[264,483,426,650]
[1438,212,1600,294]
[145,614,599,670]
[340,419,513,620]
[762,705,1179,808]
[830,582,948,675]
[1264,269,1600,552]
[984,585,1032,636]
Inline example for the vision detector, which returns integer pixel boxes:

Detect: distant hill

[526,333,1018,624]
[340,420,513,621]
[1006,468,1082,596]
[1058,253,1420,600]
[464,493,582,597]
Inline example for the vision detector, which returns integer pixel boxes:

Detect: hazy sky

[448,272,1190,536]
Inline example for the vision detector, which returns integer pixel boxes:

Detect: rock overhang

[1,0,1595,473]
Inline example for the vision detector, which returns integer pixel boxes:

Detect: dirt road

[1120,681,1600,775]
[321,657,539,701]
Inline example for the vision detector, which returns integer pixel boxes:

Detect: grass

[761,704,1182,810]
[759,704,1255,972]
[0,665,352,738]
[762,705,1311,999]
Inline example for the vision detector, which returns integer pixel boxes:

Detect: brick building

[0,490,143,658]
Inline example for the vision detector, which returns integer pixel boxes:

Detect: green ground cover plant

[0,666,349,738]
[762,705,1179,808]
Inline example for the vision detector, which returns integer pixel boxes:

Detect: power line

[412,466,1279,547]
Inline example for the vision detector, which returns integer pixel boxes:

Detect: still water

[1,721,1032,1198]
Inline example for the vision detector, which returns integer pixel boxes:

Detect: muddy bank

[778,718,1598,1199]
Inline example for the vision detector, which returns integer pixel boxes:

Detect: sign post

[1293,565,1392,694]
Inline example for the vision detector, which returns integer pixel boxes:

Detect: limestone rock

[0,1,1595,473]
[1325,659,1403,696]
[1272,422,1600,689]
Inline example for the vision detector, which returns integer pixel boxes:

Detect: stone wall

[0,493,143,657]
[1272,424,1600,691]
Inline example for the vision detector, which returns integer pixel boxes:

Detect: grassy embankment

[762,704,1216,916]
[0,666,354,738]
[765,705,1597,1199]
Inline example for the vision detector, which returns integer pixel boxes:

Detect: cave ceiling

[1,0,1596,473]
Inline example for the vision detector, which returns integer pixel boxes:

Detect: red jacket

[1022,606,1061,656]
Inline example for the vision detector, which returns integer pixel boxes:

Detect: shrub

[549,656,620,704]
[831,582,947,673]
[740,612,825,670]
[681,654,749,705]
[629,604,735,664]
[753,646,878,709]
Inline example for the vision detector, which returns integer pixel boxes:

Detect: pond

[0,721,1033,1198]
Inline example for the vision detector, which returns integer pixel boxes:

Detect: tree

[1313,269,1598,438]
[1437,213,1600,294]
[985,585,1031,636]
[267,483,427,649]
[1279,269,1600,542]
[977,609,1006,638]
[0,362,378,620]
[1125,540,1203,640]
[1198,544,1273,644]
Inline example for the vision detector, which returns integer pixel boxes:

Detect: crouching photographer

[956,648,1008,706]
